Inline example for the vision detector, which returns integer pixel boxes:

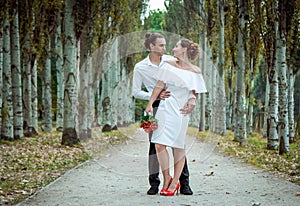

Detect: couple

[132,33,207,196]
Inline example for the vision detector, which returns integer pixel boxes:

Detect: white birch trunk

[31,59,38,135]
[23,31,32,137]
[41,40,52,132]
[205,48,213,131]
[110,39,120,130]
[288,67,295,143]
[226,66,233,130]
[55,12,64,132]
[1,18,13,140]
[96,80,101,126]
[263,75,270,138]
[100,43,113,132]
[235,2,247,144]
[10,2,23,138]
[62,0,79,145]
[232,85,237,133]
[277,0,289,154]
[216,0,226,135]
[87,55,94,134]
[79,38,89,139]
[267,1,280,150]
[248,58,254,135]
[210,57,216,132]
[199,33,206,131]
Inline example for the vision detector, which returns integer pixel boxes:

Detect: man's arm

[132,68,151,100]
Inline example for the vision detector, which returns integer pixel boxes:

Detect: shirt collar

[147,55,167,67]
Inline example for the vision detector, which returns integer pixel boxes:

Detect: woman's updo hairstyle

[144,33,164,50]
[180,39,200,61]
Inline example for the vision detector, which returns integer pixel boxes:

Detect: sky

[148,0,166,11]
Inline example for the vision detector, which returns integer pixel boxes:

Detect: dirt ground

[18,128,300,206]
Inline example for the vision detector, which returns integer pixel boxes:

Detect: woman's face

[172,41,185,59]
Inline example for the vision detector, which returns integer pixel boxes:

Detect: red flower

[140,114,158,133]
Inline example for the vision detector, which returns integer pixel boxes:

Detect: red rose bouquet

[140,113,158,133]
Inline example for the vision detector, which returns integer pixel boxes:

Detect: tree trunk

[267,66,279,146]
[31,59,38,135]
[248,58,254,135]
[79,38,90,139]
[234,1,247,145]
[267,61,279,150]
[0,26,3,133]
[263,75,270,138]
[100,43,113,132]
[1,18,13,140]
[210,56,216,132]
[62,0,79,145]
[55,12,64,132]
[267,1,280,150]
[205,48,213,131]
[199,32,206,131]
[277,0,289,154]
[216,0,226,135]
[111,39,120,130]
[10,0,23,139]
[288,67,295,143]
[41,40,52,132]
[23,31,32,137]
[226,66,233,130]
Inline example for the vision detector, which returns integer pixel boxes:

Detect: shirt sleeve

[131,67,151,100]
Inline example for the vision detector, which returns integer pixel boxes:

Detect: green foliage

[143,9,166,31]
[134,99,148,122]
[164,0,202,40]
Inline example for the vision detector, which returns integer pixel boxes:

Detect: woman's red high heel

[163,182,180,196]
[160,177,173,195]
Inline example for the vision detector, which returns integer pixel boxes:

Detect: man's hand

[158,90,171,100]
[180,98,196,115]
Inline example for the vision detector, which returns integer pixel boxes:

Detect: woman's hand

[180,98,196,115]
[145,105,153,116]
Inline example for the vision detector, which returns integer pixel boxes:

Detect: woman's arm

[145,81,165,114]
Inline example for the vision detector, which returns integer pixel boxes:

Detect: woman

[145,39,207,196]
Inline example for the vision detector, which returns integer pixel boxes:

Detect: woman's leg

[155,143,172,189]
[168,148,185,191]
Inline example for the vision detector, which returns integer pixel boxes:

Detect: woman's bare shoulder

[190,65,202,74]
[166,60,177,67]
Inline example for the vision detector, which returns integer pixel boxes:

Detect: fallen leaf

[204,171,214,176]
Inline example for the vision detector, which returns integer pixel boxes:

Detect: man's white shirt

[132,54,176,100]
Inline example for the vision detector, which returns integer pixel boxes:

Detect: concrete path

[19,128,300,206]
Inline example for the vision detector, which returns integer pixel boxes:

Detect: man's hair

[144,33,165,50]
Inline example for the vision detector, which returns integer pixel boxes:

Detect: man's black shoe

[147,186,159,195]
[180,184,193,195]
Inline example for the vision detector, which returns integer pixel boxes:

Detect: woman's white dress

[151,63,207,149]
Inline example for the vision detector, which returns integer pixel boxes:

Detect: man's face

[150,38,166,56]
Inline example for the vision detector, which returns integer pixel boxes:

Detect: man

[132,33,193,195]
